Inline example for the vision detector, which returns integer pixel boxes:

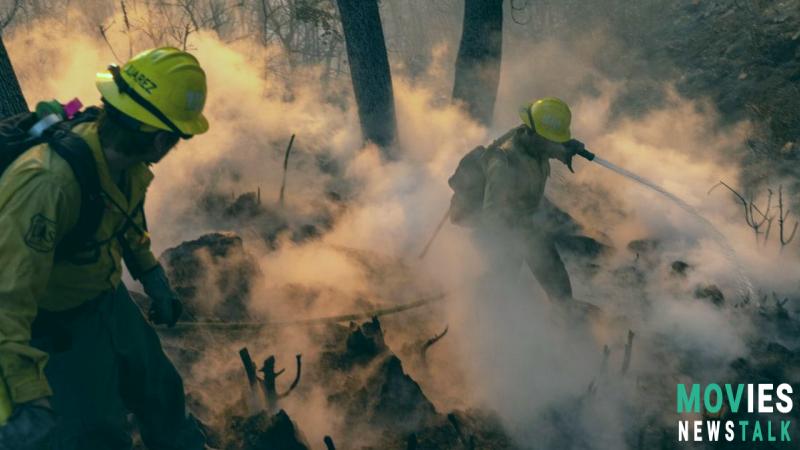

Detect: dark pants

[31,284,204,450]
[522,236,573,302]
[475,226,573,302]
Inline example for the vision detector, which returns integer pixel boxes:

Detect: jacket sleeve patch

[24,213,57,252]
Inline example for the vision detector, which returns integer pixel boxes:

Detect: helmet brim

[96,73,209,136]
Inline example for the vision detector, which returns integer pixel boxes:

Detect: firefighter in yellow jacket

[0,48,209,449]
[450,98,578,303]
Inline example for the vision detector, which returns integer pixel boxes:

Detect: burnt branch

[764,211,775,244]
[239,347,264,414]
[709,181,773,243]
[260,353,302,412]
[120,0,133,58]
[621,330,635,376]
[772,292,789,311]
[278,133,296,206]
[98,22,123,64]
[601,344,611,373]
[778,186,798,247]
[420,325,449,365]
[239,347,258,388]
[279,354,302,398]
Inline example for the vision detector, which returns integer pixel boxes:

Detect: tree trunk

[336,0,397,156]
[452,0,503,126]
[0,34,27,118]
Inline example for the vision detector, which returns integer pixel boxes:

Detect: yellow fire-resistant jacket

[481,127,553,229]
[0,121,158,404]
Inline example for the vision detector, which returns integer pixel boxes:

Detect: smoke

[433,24,798,450]
[6,3,800,449]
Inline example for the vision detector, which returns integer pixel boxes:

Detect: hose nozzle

[564,139,596,172]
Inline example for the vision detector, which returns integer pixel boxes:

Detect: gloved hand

[561,139,596,173]
[141,264,183,327]
[0,398,57,450]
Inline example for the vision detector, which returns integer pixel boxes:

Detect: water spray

[567,140,755,299]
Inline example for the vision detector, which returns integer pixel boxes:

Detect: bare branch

[260,353,302,413]
[278,354,302,398]
[278,133,296,206]
[98,22,123,64]
[621,330,634,376]
[709,181,750,222]
[420,325,449,365]
[779,186,798,247]
[239,347,258,388]
[709,180,775,242]
[120,0,133,58]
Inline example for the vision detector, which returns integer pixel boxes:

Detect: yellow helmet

[96,47,209,138]
[519,97,571,143]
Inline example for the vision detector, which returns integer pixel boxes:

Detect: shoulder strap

[59,106,102,130]
[483,127,522,166]
[488,127,519,150]
[49,130,105,262]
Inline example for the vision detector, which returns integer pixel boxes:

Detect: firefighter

[0,47,210,449]
[449,97,579,303]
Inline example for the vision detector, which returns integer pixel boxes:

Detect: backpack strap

[48,130,105,263]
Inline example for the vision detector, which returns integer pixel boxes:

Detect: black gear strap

[107,64,192,139]
[48,128,105,263]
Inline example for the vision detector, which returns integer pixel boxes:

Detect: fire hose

[165,292,448,331]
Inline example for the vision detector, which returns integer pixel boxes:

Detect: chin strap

[107,64,192,139]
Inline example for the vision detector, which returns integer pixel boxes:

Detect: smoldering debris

[693,284,725,307]
[226,409,312,450]
[187,315,516,449]
[198,185,342,251]
[315,318,515,449]
[160,232,260,322]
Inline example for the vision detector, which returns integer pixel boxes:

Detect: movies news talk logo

[677,383,793,443]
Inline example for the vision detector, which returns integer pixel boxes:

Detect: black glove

[141,264,183,327]
[0,398,57,450]
[562,139,596,173]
